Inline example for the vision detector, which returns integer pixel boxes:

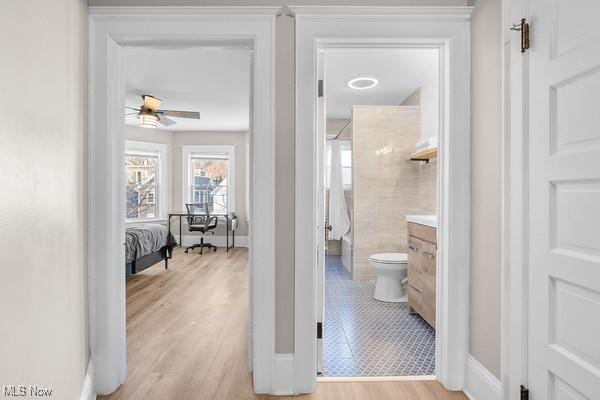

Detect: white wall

[400,63,440,143]
[0,0,89,398]
[419,65,440,141]
[469,0,502,379]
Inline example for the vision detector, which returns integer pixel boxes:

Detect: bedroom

[118,43,252,395]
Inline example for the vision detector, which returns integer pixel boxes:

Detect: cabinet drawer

[407,222,436,243]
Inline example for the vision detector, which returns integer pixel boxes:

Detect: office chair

[184,203,218,254]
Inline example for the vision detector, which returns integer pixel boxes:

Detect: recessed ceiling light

[348,76,378,90]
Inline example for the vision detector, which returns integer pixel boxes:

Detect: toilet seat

[368,253,408,264]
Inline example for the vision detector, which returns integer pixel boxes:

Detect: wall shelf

[410,147,438,163]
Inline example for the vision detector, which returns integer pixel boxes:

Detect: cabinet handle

[409,283,423,293]
[409,245,418,251]
[422,251,435,259]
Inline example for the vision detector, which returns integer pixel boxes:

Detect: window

[326,141,352,188]
[125,141,169,222]
[182,145,235,214]
[125,153,159,220]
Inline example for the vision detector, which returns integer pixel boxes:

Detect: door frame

[500,0,529,399]
[293,6,472,393]
[88,7,278,395]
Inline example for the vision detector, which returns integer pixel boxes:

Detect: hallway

[99,247,465,400]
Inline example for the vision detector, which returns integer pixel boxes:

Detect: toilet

[369,253,408,302]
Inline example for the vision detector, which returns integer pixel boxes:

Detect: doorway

[103,43,254,399]
[318,47,440,378]
[293,7,472,393]
[88,8,277,395]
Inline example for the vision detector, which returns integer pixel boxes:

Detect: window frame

[325,140,352,189]
[125,140,169,222]
[182,145,236,213]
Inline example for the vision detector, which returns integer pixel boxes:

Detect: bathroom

[322,48,439,377]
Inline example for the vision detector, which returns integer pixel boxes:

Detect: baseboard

[464,354,501,400]
[175,235,249,248]
[80,359,96,400]
[272,353,295,395]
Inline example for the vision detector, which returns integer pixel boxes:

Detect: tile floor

[323,256,436,377]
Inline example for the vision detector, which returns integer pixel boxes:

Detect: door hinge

[511,18,530,53]
[317,322,323,339]
[318,79,324,98]
[520,385,529,400]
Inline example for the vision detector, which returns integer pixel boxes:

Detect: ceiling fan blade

[125,112,139,116]
[142,95,162,111]
[158,110,200,119]
[125,106,141,111]
[158,116,176,127]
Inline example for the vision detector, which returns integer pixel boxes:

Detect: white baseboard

[272,354,295,395]
[464,354,501,400]
[80,359,96,400]
[175,234,249,248]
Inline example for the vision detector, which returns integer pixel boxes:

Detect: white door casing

[89,7,277,395]
[502,0,530,398]
[316,52,326,375]
[293,6,472,393]
[527,0,600,399]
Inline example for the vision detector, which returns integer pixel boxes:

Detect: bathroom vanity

[406,215,437,328]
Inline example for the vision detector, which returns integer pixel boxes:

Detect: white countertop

[406,214,437,229]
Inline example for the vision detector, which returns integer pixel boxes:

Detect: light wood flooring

[100,247,467,400]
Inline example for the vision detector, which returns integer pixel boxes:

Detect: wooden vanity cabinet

[407,222,437,328]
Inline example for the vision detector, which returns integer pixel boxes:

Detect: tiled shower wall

[351,106,437,280]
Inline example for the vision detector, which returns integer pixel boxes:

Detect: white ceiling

[124,46,251,131]
[324,48,439,120]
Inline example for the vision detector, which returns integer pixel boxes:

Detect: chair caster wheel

[213,247,217,252]
[185,249,189,253]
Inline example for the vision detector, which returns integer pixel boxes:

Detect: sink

[406,214,437,228]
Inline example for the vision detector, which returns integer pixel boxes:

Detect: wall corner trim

[464,354,501,400]
[272,354,295,395]
[80,359,96,400]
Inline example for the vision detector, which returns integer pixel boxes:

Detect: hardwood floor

[100,247,466,400]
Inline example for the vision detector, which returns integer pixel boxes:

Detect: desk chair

[184,203,218,254]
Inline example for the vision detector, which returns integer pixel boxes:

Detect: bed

[125,224,177,277]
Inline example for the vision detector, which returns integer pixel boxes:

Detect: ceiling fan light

[139,112,158,129]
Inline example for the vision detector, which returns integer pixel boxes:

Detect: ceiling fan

[126,95,200,128]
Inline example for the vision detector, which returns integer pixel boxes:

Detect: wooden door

[528,0,600,398]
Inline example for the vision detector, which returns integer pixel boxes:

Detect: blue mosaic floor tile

[322,256,435,377]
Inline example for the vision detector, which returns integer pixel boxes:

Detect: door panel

[551,69,600,153]
[552,0,600,58]
[529,0,600,398]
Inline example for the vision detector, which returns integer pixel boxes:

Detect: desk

[167,212,238,252]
